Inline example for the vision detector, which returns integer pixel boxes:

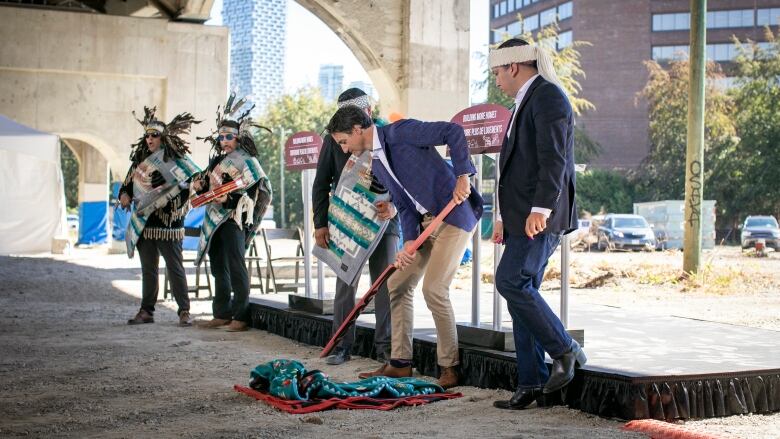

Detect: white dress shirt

[371,125,429,215]
[496,74,552,223]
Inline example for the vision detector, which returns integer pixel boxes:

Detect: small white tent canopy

[0,115,67,254]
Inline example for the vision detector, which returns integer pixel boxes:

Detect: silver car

[740,215,780,250]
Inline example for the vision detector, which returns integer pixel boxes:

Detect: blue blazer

[371,119,484,242]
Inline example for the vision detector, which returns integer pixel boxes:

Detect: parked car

[596,214,656,251]
[740,215,780,250]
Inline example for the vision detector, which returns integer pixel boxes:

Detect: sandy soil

[0,247,778,438]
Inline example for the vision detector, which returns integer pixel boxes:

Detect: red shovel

[320,200,458,358]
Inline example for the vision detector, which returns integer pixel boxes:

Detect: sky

[206,0,490,103]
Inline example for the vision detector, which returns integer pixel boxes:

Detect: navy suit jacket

[371,119,484,242]
[498,76,578,235]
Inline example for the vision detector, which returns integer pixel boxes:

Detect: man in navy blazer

[489,38,587,410]
[325,105,483,389]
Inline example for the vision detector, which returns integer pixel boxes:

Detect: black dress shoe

[493,387,543,410]
[543,340,587,394]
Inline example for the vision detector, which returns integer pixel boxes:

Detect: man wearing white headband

[489,38,586,410]
[312,88,399,366]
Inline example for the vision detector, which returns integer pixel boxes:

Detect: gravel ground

[0,247,778,438]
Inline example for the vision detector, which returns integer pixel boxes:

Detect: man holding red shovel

[325,106,483,389]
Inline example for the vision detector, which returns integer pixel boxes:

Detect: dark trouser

[332,232,398,354]
[137,236,190,315]
[495,232,573,389]
[208,220,250,322]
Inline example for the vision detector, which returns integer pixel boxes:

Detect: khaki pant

[387,220,473,367]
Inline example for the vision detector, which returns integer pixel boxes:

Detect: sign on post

[284,131,323,297]
[451,104,512,327]
[285,131,322,172]
[451,103,512,155]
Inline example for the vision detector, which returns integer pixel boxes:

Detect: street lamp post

[278,127,287,229]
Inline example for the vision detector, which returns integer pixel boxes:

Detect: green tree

[729,30,780,223]
[634,59,739,225]
[256,88,336,228]
[482,22,601,163]
[575,169,635,215]
[60,142,79,211]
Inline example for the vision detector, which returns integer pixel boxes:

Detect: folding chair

[261,228,305,293]
[164,226,212,299]
[245,237,265,294]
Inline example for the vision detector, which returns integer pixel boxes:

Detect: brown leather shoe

[358,363,412,380]
[224,320,248,332]
[358,364,386,379]
[127,309,154,325]
[197,318,231,329]
[178,311,192,327]
[437,366,459,389]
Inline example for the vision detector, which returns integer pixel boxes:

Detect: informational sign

[450,103,512,155]
[285,131,323,171]
[312,151,389,286]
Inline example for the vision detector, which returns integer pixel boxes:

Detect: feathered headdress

[129,106,200,164]
[199,92,271,157]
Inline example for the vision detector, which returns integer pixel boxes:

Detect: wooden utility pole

[684,0,707,274]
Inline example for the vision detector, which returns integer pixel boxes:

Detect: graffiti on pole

[687,160,702,227]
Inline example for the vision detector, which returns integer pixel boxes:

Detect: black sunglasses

[217,134,235,141]
[145,132,161,139]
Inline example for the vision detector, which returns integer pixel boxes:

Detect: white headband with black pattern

[218,125,239,135]
[489,45,564,92]
[337,95,370,109]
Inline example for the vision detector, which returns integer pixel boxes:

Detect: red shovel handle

[320,200,458,358]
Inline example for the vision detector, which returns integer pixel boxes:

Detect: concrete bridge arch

[294,0,471,121]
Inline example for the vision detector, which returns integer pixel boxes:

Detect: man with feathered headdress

[119,107,201,326]
[192,93,272,332]
[488,38,585,410]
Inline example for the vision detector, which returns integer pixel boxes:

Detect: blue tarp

[183,206,205,251]
[78,201,108,245]
[111,183,129,241]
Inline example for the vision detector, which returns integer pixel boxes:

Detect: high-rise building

[346,80,377,100]
[223,0,287,114]
[489,0,780,168]
[318,64,344,103]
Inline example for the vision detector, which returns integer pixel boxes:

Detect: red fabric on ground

[234,385,462,414]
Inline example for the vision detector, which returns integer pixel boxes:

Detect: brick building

[490,0,780,168]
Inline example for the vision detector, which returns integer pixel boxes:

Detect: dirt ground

[0,246,778,438]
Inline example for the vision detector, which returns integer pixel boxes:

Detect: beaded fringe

[142,227,185,241]
[154,195,190,227]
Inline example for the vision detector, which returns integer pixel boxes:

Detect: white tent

[0,115,67,254]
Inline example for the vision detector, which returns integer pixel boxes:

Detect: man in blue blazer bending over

[490,38,587,410]
[325,106,483,389]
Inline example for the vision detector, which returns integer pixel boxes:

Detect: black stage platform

[248,297,780,420]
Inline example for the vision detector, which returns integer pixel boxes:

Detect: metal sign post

[471,154,482,326]
[301,168,313,297]
[560,233,570,328]
[492,154,504,331]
